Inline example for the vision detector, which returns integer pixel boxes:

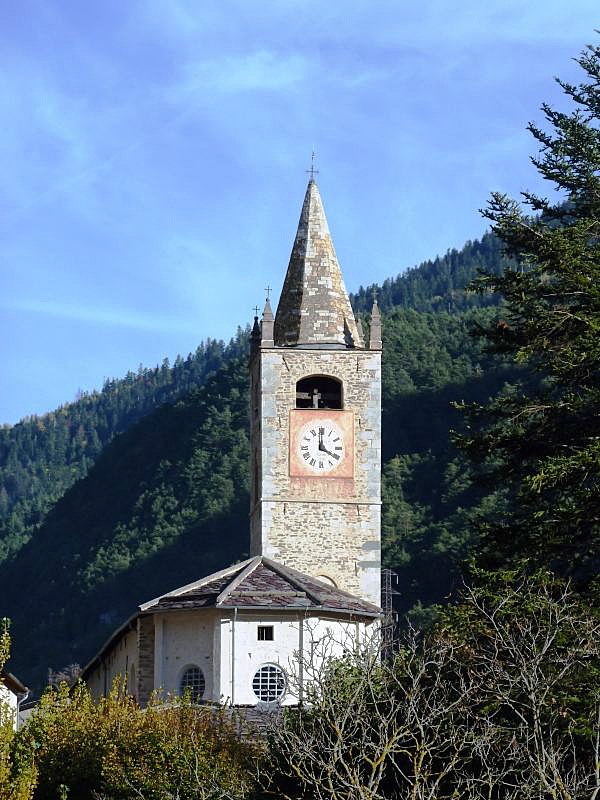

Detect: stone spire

[250,314,261,356]
[369,297,382,350]
[274,180,363,348]
[261,297,274,347]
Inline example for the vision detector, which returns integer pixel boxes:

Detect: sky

[1,1,599,424]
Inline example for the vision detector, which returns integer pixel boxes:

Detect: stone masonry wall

[137,614,155,706]
[250,347,381,607]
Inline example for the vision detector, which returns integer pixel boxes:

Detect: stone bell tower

[249,178,382,607]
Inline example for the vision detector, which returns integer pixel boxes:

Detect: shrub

[19,680,261,799]
[0,618,37,800]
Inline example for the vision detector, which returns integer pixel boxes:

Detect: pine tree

[457,41,600,586]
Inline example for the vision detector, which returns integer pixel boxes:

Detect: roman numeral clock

[289,409,354,480]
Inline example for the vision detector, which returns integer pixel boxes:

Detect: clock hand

[320,444,336,458]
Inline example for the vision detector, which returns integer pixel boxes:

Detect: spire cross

[306,149,319,181]
[253,305,260,317]
[264,285,271,299]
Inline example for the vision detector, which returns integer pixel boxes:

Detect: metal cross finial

[264,285,271,300]
[306,149,319,181]
[253,305,260,317]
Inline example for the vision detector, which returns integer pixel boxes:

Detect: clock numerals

[297,420,345,474]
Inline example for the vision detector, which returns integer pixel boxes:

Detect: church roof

[82,561,380,683]
[140,556,381,617]
[273,180,364,348]
[1,671,28,696]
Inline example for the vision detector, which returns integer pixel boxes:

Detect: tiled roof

[142,557,381,617]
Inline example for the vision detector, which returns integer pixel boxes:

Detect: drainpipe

[230,608,237,705]
[298,613,304,704]
[16,689,29,731]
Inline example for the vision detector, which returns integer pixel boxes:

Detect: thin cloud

[175,50,309,97]
[7,299,199,335]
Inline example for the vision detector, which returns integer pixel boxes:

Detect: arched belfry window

[296,376,343,409]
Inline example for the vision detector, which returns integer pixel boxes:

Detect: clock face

[297,419,345,474]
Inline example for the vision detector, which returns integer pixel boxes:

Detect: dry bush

[262,574,600,800]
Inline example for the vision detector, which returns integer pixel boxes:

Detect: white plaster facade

[0,672,28,730]
[85,605,377,708]
[0,682,18,729]
[152,610,217,702]
[86,627,137,700]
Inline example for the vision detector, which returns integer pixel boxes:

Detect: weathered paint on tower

[250,179,382,608]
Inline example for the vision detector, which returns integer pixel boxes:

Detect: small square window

[257,625,274,641]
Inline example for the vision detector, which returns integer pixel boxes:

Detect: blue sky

[1,1,598,424]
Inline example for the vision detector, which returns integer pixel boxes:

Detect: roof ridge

[261,557,324,606]
[140,557,255,611]
[216,556,262,605]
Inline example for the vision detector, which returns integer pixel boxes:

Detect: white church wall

[86,666,104,700]
[226,613,302,706]
[86,628,137,700]
[219,612,376,707]
[0,682,18,730]
[153,610,216,702]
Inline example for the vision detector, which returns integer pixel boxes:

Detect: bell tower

[249,178,382,607]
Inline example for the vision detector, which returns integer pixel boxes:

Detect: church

[82,176,383,708]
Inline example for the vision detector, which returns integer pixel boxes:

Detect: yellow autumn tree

[0,618,37,800]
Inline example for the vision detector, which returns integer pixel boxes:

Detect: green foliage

[0,621,37,800]
[0,618,9,673]
[0,333,249,565]
[456,42,600,586]
[379,307,514,613]
[17,680,259,799]
[352,230,509,314]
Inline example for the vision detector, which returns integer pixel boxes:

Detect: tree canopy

[457,41,600,590]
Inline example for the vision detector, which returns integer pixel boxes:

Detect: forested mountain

[352,230,509,313]
[1,232,506,566]
[0,333,248,564]
[1,307,517,691]
[0,358,251,687]
[0,230,516,690]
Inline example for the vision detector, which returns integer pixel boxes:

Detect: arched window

[252,663,286,704]
[179,665,206,702]
[296,376,342,409]
[316,575,337,588]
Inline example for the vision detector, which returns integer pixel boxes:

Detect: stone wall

[137,614,155,706]
[250,347,381,607]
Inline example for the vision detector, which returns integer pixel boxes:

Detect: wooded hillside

[0,232,515,691]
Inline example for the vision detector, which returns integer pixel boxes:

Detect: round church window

[180,666,205,702]
[252,663,286,703]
